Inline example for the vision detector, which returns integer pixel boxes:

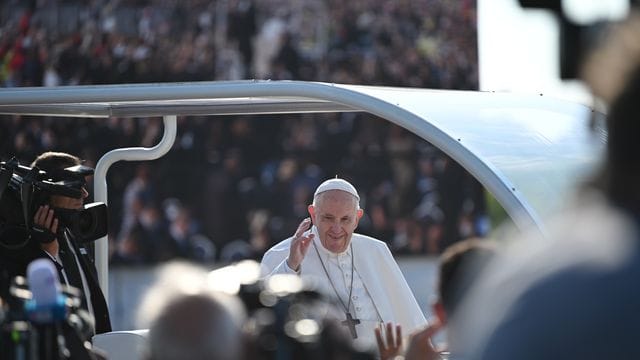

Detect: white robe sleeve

[352,234,428,334]
[260,237,297,277]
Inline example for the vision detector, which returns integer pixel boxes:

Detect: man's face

[308,190,363,253]
[49,186,88,210]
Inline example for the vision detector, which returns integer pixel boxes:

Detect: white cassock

[260,226,427,350]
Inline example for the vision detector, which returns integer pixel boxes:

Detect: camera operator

[0,151,111,336]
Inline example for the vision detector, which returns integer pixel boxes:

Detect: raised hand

[33,204,58,235]
[405,320,444,360]
[286,217,314,271]
[33,204,59,254]
[375,322,403,360]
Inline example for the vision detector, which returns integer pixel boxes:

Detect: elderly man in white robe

[260,178,426,351]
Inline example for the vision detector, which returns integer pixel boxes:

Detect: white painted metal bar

[93,116,177,298]
[0,98,357,118]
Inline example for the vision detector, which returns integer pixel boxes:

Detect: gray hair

[139,261,247,360]
[147,291,246,360]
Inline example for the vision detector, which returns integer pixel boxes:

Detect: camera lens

[77,211,96,237]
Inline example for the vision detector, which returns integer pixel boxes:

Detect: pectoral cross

[341,312,361,339]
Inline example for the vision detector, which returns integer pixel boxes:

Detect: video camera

[0,157,108,249]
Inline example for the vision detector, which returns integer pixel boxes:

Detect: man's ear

[353,208,364,227]
[308,204,315,221]
[432,300,447,325]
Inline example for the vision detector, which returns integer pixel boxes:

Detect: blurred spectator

[201,148,249,252]
[148,292,246,360]
[137,261,247,360]
[460,9,640,360]
[118,163,153,242]
[167,204,211,261]
[376,238,497,360]
[227,0,256,77]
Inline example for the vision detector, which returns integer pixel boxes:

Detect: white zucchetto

[313,178,360,201]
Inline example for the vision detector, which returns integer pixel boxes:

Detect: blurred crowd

[0,0,487,265]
